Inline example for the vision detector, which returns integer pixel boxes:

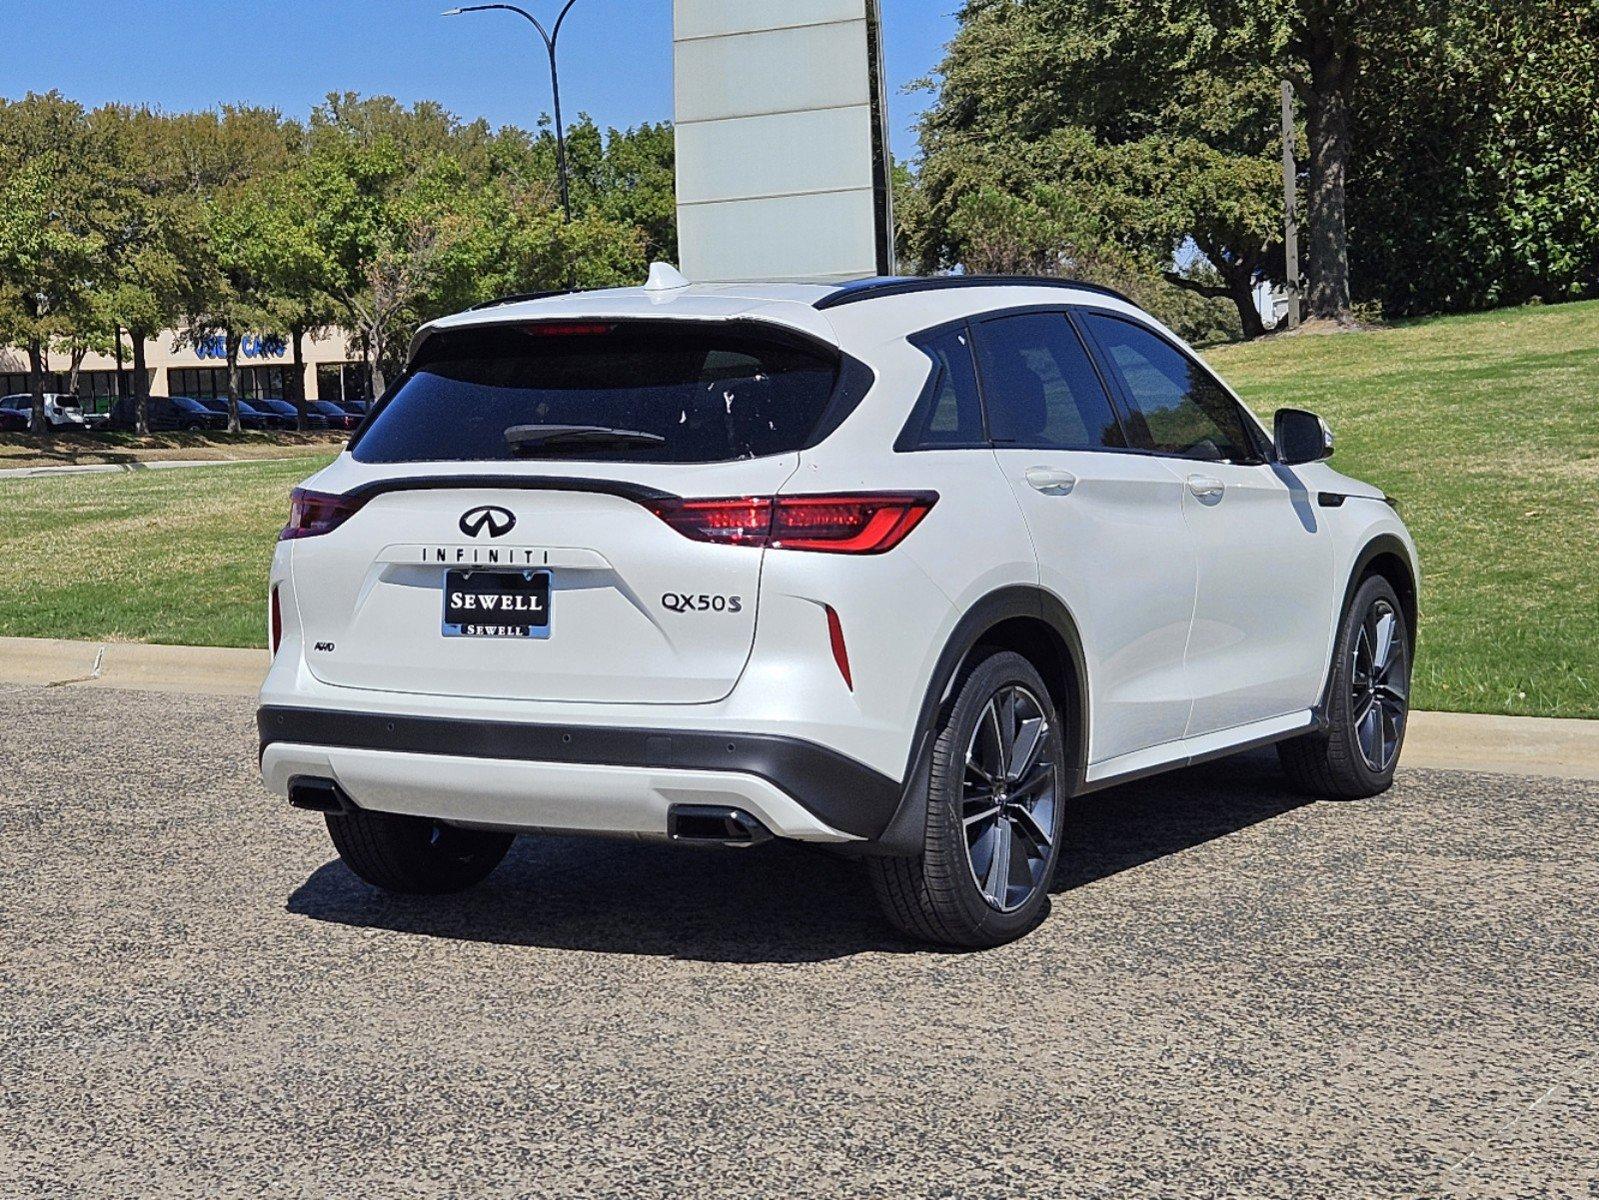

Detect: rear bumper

[257,706,902,843]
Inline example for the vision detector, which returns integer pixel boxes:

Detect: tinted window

[1082,314,1261,462]
[972,313,1125,450]
[905,326,985,447]
[354,323,841,465]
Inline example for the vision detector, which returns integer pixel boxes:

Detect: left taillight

[280,487,367,541]
[646,492,938,555]
[269,585,283,655]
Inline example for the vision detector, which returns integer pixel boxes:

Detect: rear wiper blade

[504,424,668,452]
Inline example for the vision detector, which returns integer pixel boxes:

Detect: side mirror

[1275,408,1334,465]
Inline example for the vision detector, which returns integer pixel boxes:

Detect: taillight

[646,493,937,555]
[280,487,368,540]
[269,585,283,655]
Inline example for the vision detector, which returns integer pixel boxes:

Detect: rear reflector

[825,605,853,690]
[280,487,369,540]
[646,493,937,554]
[269,585,283,655]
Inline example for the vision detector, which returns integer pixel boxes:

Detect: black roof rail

[467,288,586,312]
[814,275,1140,312]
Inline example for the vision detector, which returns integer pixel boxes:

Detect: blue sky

[2,0,959,160]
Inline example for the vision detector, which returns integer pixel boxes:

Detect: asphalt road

[2,685,1595,1199]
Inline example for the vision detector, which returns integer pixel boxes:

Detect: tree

[0,93,113,434]
[171,106,293,433]
[910,2,1275,338]
[91,105,210,435]
[1348,0,1599,315]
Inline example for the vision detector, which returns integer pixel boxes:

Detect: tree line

[5,3,1595,439]
[0,92,674,435]
[902,0,1599,343]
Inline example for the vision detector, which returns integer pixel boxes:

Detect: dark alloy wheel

[869,650,1067,948]
[1279,574,1413,799]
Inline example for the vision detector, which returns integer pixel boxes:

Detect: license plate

[443,569,551,639]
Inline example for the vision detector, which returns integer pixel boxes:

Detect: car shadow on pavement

[286,749,1312,963]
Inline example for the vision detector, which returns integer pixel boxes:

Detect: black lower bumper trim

[257,706,902,841]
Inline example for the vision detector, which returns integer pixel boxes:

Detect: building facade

[0,329,367,411]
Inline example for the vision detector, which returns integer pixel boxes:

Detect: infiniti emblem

[460,506,516,539]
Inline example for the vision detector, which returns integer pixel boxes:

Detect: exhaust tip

[667,805,774,847]
[288,777,357,815]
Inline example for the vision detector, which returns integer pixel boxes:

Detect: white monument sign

[673,0,896,283]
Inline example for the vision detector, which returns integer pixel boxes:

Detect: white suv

[258,274,1417,947]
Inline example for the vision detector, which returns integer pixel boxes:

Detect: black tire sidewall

[928,651,1067,943]
[1327,575,1410,792]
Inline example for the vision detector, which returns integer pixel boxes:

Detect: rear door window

[971,313,1126,450]
[353,322,843,465]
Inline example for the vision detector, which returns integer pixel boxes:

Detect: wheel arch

[1345,534,1419,652]
[870,586,1089,856]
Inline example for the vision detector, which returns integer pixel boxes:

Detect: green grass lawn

[0,457,332,649]
[0,300,1594,717]
[1208,300,1599,719]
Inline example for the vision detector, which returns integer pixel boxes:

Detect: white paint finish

[676,106,876,205]
[264,280,1420,846]
[260,744,859,842]
[1179,462,1339,735]
[995,447,1199,765]
[674,18,870,124]
[678,190,879,282]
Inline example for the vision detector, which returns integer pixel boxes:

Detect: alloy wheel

[961,685,1059,912]
[1351,598,1409,772]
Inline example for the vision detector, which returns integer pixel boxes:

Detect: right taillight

[646,492,937,555]
[280,487,368,540]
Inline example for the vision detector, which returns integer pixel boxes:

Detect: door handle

[1186,474,1226,501]
[1025,467,1077,496]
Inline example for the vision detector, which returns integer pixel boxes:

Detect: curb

[0,458,277,480]
[1,636,1595,783]
[0,637,269,697]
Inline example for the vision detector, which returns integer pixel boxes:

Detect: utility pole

[1281,80,1302,331]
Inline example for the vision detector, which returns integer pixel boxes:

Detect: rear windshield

[352,322,842,465]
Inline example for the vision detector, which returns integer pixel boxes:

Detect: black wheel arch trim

[257,706,902,841]
[1313,533,1419,720]
[873,586,1091,857]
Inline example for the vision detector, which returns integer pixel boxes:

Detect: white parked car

[1,393,88,429]
[258,273,1418,947]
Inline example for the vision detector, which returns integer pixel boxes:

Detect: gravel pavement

[2,684,1595,1199]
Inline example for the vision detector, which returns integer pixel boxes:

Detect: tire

[868,650,1068,948]
[324,809,515,895]
[1279,574,1412,799]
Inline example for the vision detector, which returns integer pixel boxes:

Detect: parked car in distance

[256,399,330,430]
[0,394,89,430]
[335,400,371,418]
[307,400,361,431]
[195,397,286,431]
[105,395,228,433]
[0,406,28,432]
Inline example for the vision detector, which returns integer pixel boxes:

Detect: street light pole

[444,2,581,222]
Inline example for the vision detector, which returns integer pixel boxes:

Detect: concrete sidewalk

[2,635,1596,781]
[0,458,271,480]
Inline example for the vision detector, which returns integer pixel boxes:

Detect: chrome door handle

[1025,467,1077,496]
[1186,474,1225,500]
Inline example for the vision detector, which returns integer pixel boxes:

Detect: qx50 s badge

[663,593,744,615]
[460,506,516,539]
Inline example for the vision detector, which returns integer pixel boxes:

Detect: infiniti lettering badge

[460,506,516,539]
